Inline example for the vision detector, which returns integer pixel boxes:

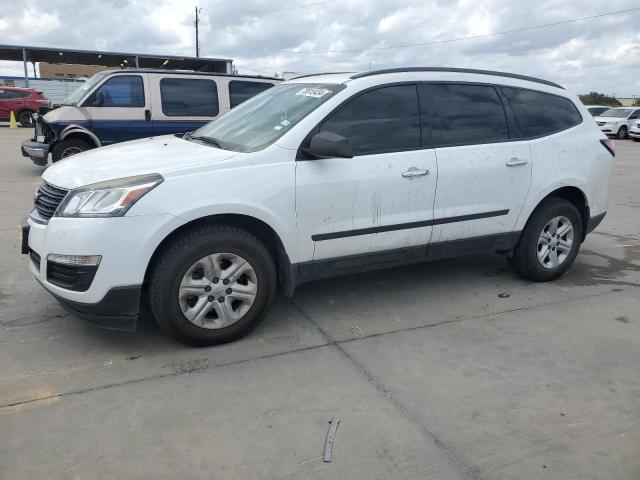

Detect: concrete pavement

[1,128,639,479]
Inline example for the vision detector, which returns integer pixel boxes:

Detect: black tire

[617,126,628,140]
[17,110,35,128]
[148,224,277,346]
[52,138,92,162]
[509,198,583,282]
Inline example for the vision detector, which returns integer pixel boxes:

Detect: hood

[43,134,236,189]
[593,116,621,123]
[43,106,90,123]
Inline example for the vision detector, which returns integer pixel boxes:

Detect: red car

[0,86,51,127]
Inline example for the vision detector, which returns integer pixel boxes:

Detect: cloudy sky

[0,0,639,96]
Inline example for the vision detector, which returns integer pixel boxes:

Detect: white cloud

[0,0,639,95]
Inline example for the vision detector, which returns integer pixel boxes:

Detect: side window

[502,87,582,138]
[0,90,6,99]
[319,84,420,156]
[630,109,640,120]
[160,78,219,116]
[430,84,509,147]
[229,81,274,108]
[86,75,145,107]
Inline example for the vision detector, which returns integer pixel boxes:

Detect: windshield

[62,72,109,106]
[601,108,633,118]
[188,83,344,152]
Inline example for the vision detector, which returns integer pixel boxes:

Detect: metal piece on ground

[323,418,340,462]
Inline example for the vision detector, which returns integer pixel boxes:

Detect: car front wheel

[617,126,628,140]
[509,198,583,282]
[148,224,277,346]
[52,138,93,162]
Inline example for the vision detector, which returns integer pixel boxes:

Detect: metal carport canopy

[0,44,233,86]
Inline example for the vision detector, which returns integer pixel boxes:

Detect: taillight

[600,138,615,157]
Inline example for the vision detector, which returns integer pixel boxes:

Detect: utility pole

[195,6,201,57]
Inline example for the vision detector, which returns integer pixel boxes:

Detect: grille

[30,250,41,270]
[34,182,68,220]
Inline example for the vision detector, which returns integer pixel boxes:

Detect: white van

[21,69,279,164]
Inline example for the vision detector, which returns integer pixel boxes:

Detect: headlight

[56,174,163,218]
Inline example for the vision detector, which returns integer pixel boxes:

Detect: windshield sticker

[295,87,332,98]
[280,119,291,126]
[273,125,283,130]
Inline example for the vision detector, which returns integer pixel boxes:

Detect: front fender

[59,124,101,147]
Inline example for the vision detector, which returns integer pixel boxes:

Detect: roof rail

[289,71,355,80]
[350,67,564,89]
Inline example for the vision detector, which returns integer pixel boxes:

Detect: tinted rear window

[160,78,219,116]
[319,84,420,156]
[430,84,509,147]
[502,87,582,137]
[229,81,274,108]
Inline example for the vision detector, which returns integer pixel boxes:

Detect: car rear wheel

[148,224,277,346]
[617,126,628,140]
[509,198,583,282]
[52,138,92,162]
[17,110,35,128]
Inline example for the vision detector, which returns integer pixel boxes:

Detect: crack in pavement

[288,297,481,480]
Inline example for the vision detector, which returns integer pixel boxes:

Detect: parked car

[0,86,51,127]
[629,119,640,141]
[584,105,610,117]
[22,67,613,346]
[593,107,640,139]
[21,69,279,165]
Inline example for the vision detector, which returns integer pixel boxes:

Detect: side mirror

[92,91,104,107]
[306,131,353,159]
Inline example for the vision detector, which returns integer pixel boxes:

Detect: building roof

[0,44,232,73]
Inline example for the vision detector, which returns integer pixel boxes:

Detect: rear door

[85,73,151,144]
[428,83,532,245]
[0,89,9,119]
[151,75,220,136]
[295,83,437,267]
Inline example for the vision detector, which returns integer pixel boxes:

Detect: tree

[578,92,622,106]
[633,97,640,106]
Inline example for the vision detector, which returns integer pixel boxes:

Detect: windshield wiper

[186,135,225,149]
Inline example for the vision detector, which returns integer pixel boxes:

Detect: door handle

[144,109,151,121]
[402,167,430,178]
[506,157,528,167]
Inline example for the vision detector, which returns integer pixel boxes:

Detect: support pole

[135,55,139,68]
[22,48,29,87]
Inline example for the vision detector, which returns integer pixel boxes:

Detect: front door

[426,83,532,245]
[86,73,151,144]
[295,84,437,272]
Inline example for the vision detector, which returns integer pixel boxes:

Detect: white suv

[23,68,614,346]
[594,106,640,139]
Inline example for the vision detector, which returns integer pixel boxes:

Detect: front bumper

[43,282,141,331]
[629,129,640,139]
[24,212,178,330]
[21,140,50,166]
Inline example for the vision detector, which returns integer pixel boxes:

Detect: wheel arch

[528,186,590,241]
[144,213,296,298]
[59,124,101,147]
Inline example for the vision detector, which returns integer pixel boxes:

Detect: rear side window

[87,75,145,107]
[502,87,582,137]
[160,78,219,116]
[229,81,274,108]
[319,84,420,156]
[431,84,509,147]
